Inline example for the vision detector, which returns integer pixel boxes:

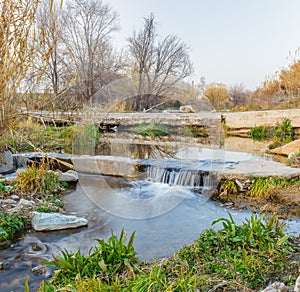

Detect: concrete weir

[72,155,300,180]
[15,153,300,180]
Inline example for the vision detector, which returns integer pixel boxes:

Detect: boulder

[19,198,35,207]
[0,151,17,175]
[3,199,17,205]
[58,170,78,182]
[179,105,194,113]
[269,139,300,156]
[31,212,88,231]
[261,282,288,292]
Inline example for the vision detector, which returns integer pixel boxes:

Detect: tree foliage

[204,82,230,110]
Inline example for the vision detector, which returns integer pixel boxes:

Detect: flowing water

[0,144,299,291]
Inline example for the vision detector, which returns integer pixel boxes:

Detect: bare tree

[229,83,249,108]
[127,14,193,111]
[61,0,119,102]
[35,1,70,96]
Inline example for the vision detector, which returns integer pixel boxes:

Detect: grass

[0,122,76,154]
[250,176,300,197]
[128,122,171,138]
[36,214,299,291]
[0,211,29,242]
[249,118,295,148]
[14,164,66,194]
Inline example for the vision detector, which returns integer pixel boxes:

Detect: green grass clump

[249,118,295,148]
[250,176,300,197]
[0,124,76,153]
[249,125,272,141]
[129,123,170,138]
[39,215,299,291]
[44,229,138,287]
[177,214,297,290]
[0,212,29,242]
[14,165,66,194]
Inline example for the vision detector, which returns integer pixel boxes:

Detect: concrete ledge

[219,160,300,180]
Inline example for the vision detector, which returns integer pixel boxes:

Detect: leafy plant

[34,206,52,213]
[0,211,29,242]
[249,118,294,147]
[129,122,170,138]
[14,165,65,194]
[249,125,272,141]
[45,229,138,285]
[177,213,296,289]
[219,179,238,194]
[250,176,300,197]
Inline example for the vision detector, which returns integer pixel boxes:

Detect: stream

[0,144,300,291]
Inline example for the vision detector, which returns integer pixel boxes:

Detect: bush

[0,212,29,242]
[45,229,139,286]
[14,165,66,194]
[249,118,294,147]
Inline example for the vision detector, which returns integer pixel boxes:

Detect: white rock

[261,282,288,292]
[0,176,16,183]
[295,275,300,292]
[31,212,88,231]
[3,199,17,205]
[179,105,194,113]
[58,170,78,182]
[10,195,20,201]
[19,198,35,207]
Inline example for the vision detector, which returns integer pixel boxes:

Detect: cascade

[146,164,215,189]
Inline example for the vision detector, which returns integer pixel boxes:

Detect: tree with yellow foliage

[204,82,230,110]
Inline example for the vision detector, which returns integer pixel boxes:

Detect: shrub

[45,229,138,285]
[249,118,294,147]
[0,212,29,242]
[129,122,170,138]
[14,165,66,194]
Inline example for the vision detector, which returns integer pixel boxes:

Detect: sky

[108,0,300,90]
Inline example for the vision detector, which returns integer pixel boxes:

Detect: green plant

[273,117,294,144]
[249,125,272,141]
[250,176,300,197]
[129,123,170,138]
[0,211,29,242]
[14,165,65,194]
[249,118,294,147]
[40,215,299,291]
[219,179,238,194]
[45,229,138,285]
[177,213,296,289]
[34,206,52,213]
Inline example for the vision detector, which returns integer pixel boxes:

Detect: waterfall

[146,165,215,189]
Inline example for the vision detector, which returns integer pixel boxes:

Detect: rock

[31,212,88,231]
[19,198,35,207]
[261,282,288,292]
[179,105,194,113]
[295,275,300,292]
[0,151,17,175]
[10,195,20,201]
[32,265,53,278]
[3,199,17,205]
[235,179,245,191]
[0,176,16,183]
[269,139,300,156]
[58,170,78,182]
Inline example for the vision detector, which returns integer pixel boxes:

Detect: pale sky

[108,0,300,90]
